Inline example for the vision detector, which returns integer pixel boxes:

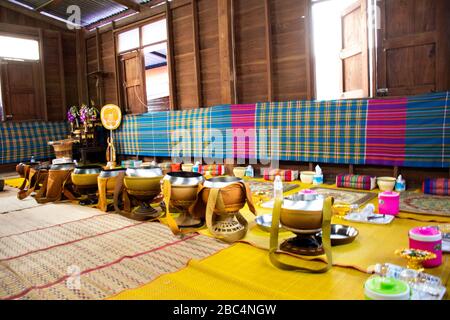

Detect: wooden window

[0,34,44,121]
[312,0,370,100]
[117,18,170,114]
[0,35,40,61]
[117,28,140,53]
[142,19,167,46]
[376,0,449,96]
[0,59,44,121]
[313,0,450,99]
[120,51,146,114]
[340,0,369,99]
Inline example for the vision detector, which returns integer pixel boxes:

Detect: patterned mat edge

[400,191,450,217]
[310,186,377,206]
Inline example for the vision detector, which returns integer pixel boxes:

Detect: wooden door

[377,0,449,96]
[340,0,369,99]
[0,60,44,121]
[120,51,147,114]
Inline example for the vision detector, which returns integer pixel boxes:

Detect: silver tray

[255,214,283,232]
[255,214,359,246]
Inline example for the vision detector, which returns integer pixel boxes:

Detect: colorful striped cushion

[336,174,376,190]
[263,169,298,182]
[198,164,225,176]
[422,178,450,196]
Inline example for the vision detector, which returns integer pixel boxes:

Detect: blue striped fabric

[0,121,69,164]
[116,105,234,160]
[112,92,449,168]
[255,99,368,164]
[404,92,450,167]
[139,111,170,157]
[208,105,232,160]
[114,114,141,156]
[169,108,211,160]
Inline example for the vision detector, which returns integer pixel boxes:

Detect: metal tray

[255,214,282,232]
[255,214,359,246]
[327,224,359,246]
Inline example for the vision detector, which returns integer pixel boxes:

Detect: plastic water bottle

[274,175,283,201]
[192,161,200,173]
[395,175,406,192]
[271,175,284,231]
[245,165,254,178]
[30,155,36,163]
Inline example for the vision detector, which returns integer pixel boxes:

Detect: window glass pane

[118,28,139,53]
[143,43,169,101]
[312,0,360,100]
[142,19,167,46]
[0,36,39,60]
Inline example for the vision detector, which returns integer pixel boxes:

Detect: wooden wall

[85,0,450,111]
[84,0,314,110]
[0,3,79,121]
[198,0,221,107]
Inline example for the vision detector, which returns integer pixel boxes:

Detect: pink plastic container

[409,227,442,268]
[378,191,400,215]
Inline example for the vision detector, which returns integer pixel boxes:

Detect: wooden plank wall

[198,0,221,107]
[0,5,79,121]
[172,2,197,109]
[84,0,313,110]
[271,0,312,101]
[84,0,450,108]
[86,36,99,104]
[101,31,117,105]
[234,0,267,103]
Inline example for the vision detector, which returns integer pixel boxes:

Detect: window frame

[0,32,41,62]
[114,15,171,115]
[0,32,44,122]
[310,0,376,101]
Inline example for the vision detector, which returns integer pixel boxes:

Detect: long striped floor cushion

[423,178,450,196]
[336,174,376,191]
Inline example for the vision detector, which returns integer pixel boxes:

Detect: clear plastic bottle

[30,155,36,163]
[245,165,254,178]
[273,175,283,201]
[272,175,284,230]
[192,161,200,173]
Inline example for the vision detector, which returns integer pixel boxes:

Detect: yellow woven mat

[110,243,370,300]
[198,208,450,277]
[5,178,24,189]
[194,182,450,276]
[113,182,450,300]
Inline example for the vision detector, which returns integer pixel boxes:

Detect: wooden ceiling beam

[110,0,144,12]
[0,0,70,30]
[34,0,63,12]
